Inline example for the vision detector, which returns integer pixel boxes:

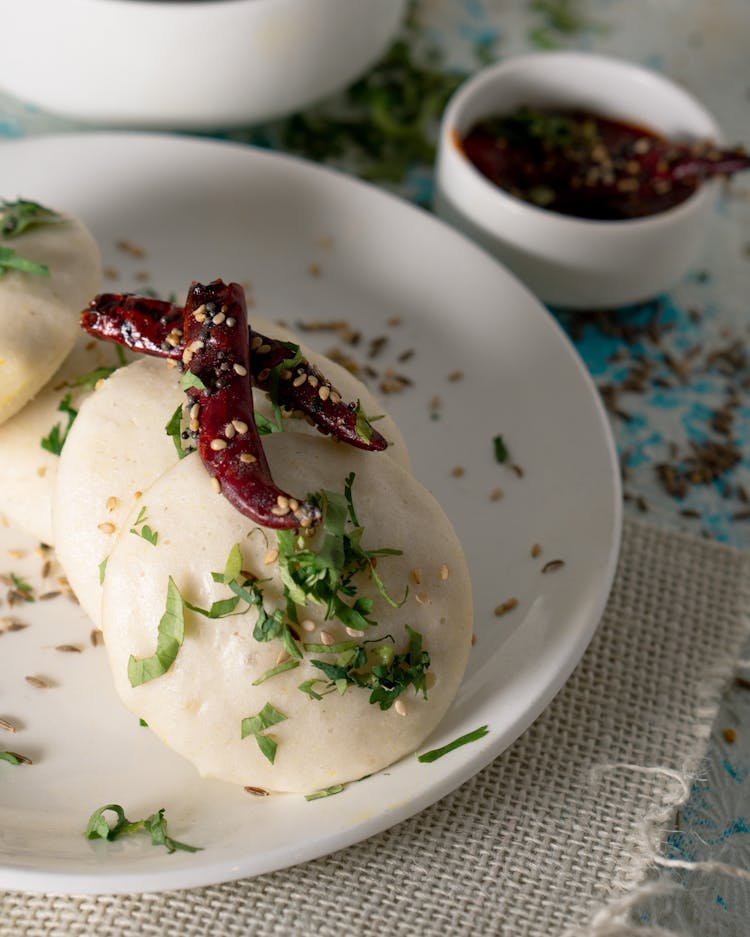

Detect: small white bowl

[434,52,722,309]
[0,0,406,128]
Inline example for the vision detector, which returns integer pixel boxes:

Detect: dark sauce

[459,107,705,221]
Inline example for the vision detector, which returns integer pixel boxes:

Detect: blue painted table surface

[1,1,748,932]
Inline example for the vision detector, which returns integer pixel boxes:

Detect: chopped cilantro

[305,784,344,801]
[255,412,282,435]
[276,474,405,635]
[241,702,287,764]
[307,625,430,710]
[0,199,65,238]
[353,401,373,443]
[129,505,158,546]
[251,659,300,686]
[0,752,23,766]
[98,556,109,585]
[127,577,184,687]
[493,435,509,464]
[0,245,48,278]
[180,371,206,392]
[85,803,201,854]
[41,393,77,455]
[417,725,490,763]
[10,573,34,601]
[164,403,194,459]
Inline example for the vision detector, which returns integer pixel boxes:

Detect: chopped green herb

[307,626,429,710]
[84,803,201,854]
[68,364,118,392]
[165,404,192,459]
[0,199,65,238]
[298,678,330,701]
[223,543,243,584]
[276,474,405,635]
[493,435,509,464]
[417,725,490,763]
[251,659,300,686]
[303,640,357,655]
[41,393,77,455]
[0,245,48,278]
[98,556,109,585]
[305,784,345,801]
[139,718,148,727]
[354,401,373,443]
[0,751,23,765]
[241,702,288,764]
[255,412,282,435]
[10,573,34,601]
[268,341,303,430]
[129,505,158,546]
[180,371,206,392]
[128,577,184,687]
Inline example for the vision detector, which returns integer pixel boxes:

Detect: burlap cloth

[2,517,748,936]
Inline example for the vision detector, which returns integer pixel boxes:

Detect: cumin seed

[244,786,269,796]
[0,718,17,733]
[541,559,565,574]
[25,675,51,689]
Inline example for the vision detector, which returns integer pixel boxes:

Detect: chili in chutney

[459,107,750,221]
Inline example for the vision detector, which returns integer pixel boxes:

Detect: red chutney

[459,107,747,221]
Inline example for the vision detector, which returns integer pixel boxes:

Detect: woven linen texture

[3,518,749,937]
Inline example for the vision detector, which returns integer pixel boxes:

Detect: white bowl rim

[440,50,723,233]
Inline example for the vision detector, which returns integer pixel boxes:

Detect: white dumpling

[53,332,409,624]
[0,210,101,424]
[0,335,128,543]
[101,433,472,793]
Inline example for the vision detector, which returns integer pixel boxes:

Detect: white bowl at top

[434,52,722,309]
[0,0,407,129]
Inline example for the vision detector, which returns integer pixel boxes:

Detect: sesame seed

[292,373,307,388]
[257,344,271,355]
[345,626,365,637]
[97,522,116,535]
[280,369,292,380]
[182,348,194,365]
[307,375,319,388]
[36,466,47,478]
[451,466,465,478]
[55,644,82,654]
[319,385,330,401]
[212,312,226,325]
[189,419,199,433]
[106,496,119,512]
[415,592,432,606]
[239,453,257,464]
[264,548,279,565]
[244,786,269,796]
[193,304,207,320]
[232,420,248,434]
[210,438,227,451]
[531,543,542,558]
[210,477,221,493]
[134,490,143,499]
[330,391,341,405]
[258,368,271,382]
[439,564,449,581]
[276,495,289,510]
[251,336,263,350]
[233,363,248,377]
[288,499,299,512]
[95,379,105,391]
[188,339,204,353]
[319,630,335,646]
[489,487,504,501]
[271,505,290,516]
[424,672,437,690]
[394,700,407,716]
[226,317,236,327]
[411,568,422,585]
[300,619,316,633]
[224,423,236,439]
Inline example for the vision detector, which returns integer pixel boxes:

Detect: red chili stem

[81,293,387,452]
[182,280,321,530]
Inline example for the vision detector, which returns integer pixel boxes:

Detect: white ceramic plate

[0,134,621,895]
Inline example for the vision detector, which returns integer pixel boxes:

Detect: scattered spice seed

[91,629,104,647]
[451,466,465,478]
[447,370,464,382]
[494,598,519,616]
[530,543,542,558]
[244,786,269,796]
[0,617,28,633]
[0,718,17,733]
[415,592,432,606]
[735,676,750,691]
[55,644,82,654]
[397,349,415,363]
[39,591,60,601]
[541,559,566,574]
[394,700,408,717]
[25,676,51,689]
[439,564,449,581]
[115,238,146,258]
[97,522,116,535]
[411,568,422,585]
[489,487,504,502]
[510,463,525,479]
[722,727,737,744]
[386,315,402,327]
